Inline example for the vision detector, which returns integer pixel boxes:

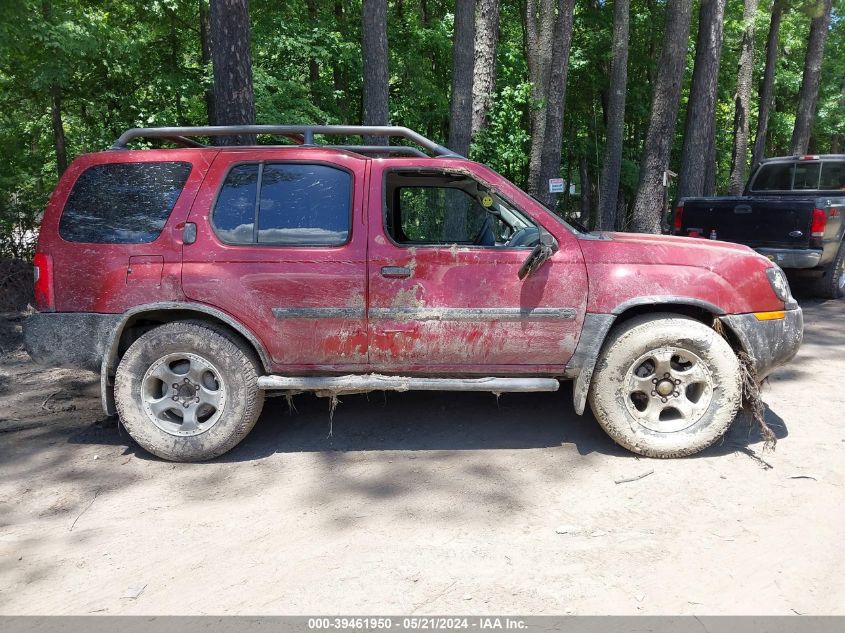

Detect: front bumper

[719,307,803,380]
[23,312,121,373]
[755,248,822,269]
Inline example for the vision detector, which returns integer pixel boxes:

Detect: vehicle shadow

[700,405,788,458]
[69,381,789,463]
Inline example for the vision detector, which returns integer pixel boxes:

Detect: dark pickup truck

[675,155,845,298]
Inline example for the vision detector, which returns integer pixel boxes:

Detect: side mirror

[517,231,557,280]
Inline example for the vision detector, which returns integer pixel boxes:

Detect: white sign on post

[548,178,565,193]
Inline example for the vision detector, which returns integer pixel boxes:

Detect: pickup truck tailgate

[681,196,815,249]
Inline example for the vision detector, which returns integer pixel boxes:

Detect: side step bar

[257,374,560,394]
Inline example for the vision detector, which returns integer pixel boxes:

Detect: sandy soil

[0,300,843,615]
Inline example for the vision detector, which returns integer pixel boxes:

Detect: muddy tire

[114,321,264,462]
[812,240,845,300]
[588,313,742,458]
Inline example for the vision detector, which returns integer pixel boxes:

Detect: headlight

[765,266,792,303]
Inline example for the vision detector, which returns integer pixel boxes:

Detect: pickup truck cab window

[793,162,821,190]
[750,159,845,193]
[820,161,845,190]
[750,162,793,191]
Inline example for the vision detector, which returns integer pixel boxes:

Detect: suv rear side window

[213,163,351,246]
[59,161,191,243]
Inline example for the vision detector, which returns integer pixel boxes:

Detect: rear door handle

[734,205,752,214]
[183,222,197,245]
[381,266,411,279]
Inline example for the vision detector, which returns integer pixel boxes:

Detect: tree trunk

[676,0,726,200]
[563,129,573,213]
[333,0,350,121]
[50,83,68,176]
[615,187,626,231]
[307,0,320,85]
[525,0,555,199]
[168,10,185,125]
[598,0,630,230]
[210,0,256,145]
[362,0,389,145]
[536,0,575,210]
[199,0,216,125]
[528,0,575,208]
[471,0,500,143]
[630,0,693,233]
[449,0,475,156]
[704,133,718,195]
[831,76,845,153]
[751,1,783,170]
[790,0,833,155]
[42,0,68,175]
[728,0,760,195]
[579,156,591,226]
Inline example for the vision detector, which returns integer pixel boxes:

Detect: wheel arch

[100,302,271,415]
[570,297,738,416]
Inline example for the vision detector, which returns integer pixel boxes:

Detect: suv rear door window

[59,161,191,243]
[213,163,351,246]
[211,164,259,243]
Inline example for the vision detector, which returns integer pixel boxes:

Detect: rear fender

[100,301,271,415]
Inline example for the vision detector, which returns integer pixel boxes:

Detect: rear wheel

[812,240,845,299]
[588,314,742,458]
[114,321,264,461]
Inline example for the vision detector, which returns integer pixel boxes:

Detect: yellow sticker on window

[481,195,494,208]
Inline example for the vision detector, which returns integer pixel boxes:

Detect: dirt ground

[1,299,843,615]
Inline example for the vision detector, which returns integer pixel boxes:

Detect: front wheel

[588,314,742,458]
[114,321,264,461]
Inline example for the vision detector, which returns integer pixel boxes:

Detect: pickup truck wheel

[813,241,845,300]
[588,314,742,458]
[114,321,264,462]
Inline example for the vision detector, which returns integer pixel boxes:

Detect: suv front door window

[384,171,540,249]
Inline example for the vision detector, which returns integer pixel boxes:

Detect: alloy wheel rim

[141,352,226,436]
[624,347,714,433]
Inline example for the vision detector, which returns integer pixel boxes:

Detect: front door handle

[381,266,411,279]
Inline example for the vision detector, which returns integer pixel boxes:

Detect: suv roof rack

[111,125,462,158]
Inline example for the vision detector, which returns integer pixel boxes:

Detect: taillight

[33,252,55,312]
[810,208,828,238]
[672,203,684,234]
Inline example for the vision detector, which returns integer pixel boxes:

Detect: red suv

[24,125,803,462]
